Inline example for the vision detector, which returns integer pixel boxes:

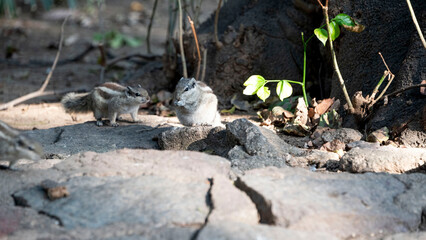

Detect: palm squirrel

[61,82,150,127]
[173,77,222,127]
[0,120,43,169]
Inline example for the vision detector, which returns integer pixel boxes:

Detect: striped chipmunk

[173,77,222,127]
[0,120,43,169]
[61,82,150,127]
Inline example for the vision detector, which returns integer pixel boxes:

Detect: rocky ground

[1,105,426,240]
[1,0,425,239]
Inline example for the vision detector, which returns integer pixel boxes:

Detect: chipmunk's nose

[174,99,184,106]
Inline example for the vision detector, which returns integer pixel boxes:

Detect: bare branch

[201,47,207,82]
[147,0,159,54]
[187,15,201,79]
[177,0,188,78]
[378,52,390,73]
[0,16,69,111]
[214,0,223,49]
[405,0,426,49]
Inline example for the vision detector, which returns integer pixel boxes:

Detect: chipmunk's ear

[137,84,141,88]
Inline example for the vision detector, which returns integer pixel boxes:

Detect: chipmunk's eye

[28,146,35,151]
[17,139,25,146]
[184,87,189,92]
[135,93,141,97]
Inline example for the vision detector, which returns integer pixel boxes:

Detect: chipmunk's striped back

[61,82,150,127]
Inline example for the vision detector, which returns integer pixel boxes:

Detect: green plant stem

[370,71,388,100]
[305,23,326,44]
[267,80,303,86]
[323,6,354,113]
[301,33,308,107]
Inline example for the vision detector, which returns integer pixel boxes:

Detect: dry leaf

[367,127,389,143]
[315,98,334,115]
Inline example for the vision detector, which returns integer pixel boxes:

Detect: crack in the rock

[390,175,422,231]
[234,177,276,225]
[53,128,64,144]
[191,178,214,240]
[39,210,64,226]
[12,192,64,227]
[419,208,426,231]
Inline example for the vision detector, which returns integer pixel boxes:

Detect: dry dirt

[0,0,220,130]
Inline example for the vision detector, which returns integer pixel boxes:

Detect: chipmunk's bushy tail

[61,92,92,113]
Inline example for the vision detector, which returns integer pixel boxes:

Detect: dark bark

[183,0,425,138]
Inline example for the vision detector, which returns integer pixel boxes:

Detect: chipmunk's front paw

[194,123,211,127]
[96,120,104,126]
[110,122,119,127]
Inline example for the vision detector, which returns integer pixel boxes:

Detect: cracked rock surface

[2,149,426,239]
[2,117,426,239]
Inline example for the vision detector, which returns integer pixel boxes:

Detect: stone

[231,155,290,171]
[227,119,341,171]
[207,175,259,224]
[236,167,426,239]
[320,127,363,144]
[157,126,229,157]
[382,232,426,240]
[367,127,390,143]
[198,222,338,240]
[24,118,171,157]
[13,175,211,229]
[288,149,339,168]
[340,146,426,173]
[347,140,380,150]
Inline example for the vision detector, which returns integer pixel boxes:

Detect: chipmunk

[0,120,43,169]
[173,77,222,127]
[61,82,150,127]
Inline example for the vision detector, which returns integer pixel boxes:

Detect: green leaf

[93,33,104,42]
[332,13,355,27]
[244,75,265,86]
[329,21,340,41]
[318,109,341,129]
[256,86,270,102]
[123,35,142,47]
[109,34,124,49]
[243,75,266,95]
[243,84,260,95]
[314,28,328,46]
[276,80,293,101]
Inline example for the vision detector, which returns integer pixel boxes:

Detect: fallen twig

[177,0,188,78]
[0,17,69,111]
[106,53,158,67]
[0,44,94,67]
[381,83,426,100]
[146,0,159,54]
[187,15,201,79]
